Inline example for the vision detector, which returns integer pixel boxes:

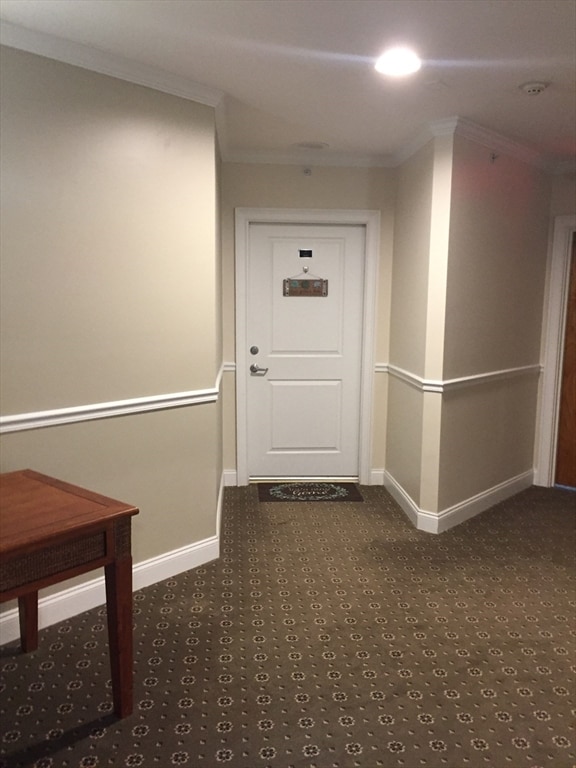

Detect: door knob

[250,364,269,375]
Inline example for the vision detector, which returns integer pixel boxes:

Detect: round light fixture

[375,46,422,77]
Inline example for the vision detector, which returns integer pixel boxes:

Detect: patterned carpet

[1,484,574,768]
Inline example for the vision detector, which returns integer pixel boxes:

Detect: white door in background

[245,223,366,479]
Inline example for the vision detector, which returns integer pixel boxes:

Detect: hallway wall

[386,140,435,505]
[0,47,222,611]
[385,130,551,528]
[438,134,551,512]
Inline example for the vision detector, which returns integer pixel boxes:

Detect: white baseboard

[384,469,534,534]
[383,471,420,528]
[432,470,534,533]
[0,482,225,646]
[370,469,385,485]
[223,469,238,486]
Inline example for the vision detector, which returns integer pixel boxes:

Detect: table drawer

[0,532,107,592]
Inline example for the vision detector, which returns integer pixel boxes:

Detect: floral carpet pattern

[1,484,574,768]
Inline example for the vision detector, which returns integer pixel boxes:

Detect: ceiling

[1,0,575,169]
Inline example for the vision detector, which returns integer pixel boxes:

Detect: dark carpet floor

[1,484,574,768]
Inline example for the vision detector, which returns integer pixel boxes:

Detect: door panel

[270,239,344,354]
[270,380,342,451]
[246,223,365,478]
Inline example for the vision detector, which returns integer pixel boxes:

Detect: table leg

[18,592,39,653]
[104,556,134,718]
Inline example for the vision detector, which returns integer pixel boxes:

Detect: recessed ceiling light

[375,47,422,77]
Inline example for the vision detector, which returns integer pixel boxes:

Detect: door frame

[535,214,576,486]
[235,208,381,486]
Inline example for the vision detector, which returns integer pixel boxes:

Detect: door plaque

[283,278,328,297]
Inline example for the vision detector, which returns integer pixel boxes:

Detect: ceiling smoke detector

[520,82,549,95]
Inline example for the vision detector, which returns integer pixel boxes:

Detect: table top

[0,470,139,557]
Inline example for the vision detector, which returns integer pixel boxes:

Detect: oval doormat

[257,482,363,502]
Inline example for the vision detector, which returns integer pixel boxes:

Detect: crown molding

[392,116,551,171]
[0,21,223,108]
[457,119,574,174]
[453,117,547,169]
[2,22,569,173]
[391,118,462,166]
[391,127,435,166]
[223,148,395,168]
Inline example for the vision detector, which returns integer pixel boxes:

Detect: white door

[245,223,366,479]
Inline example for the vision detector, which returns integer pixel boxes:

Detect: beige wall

[386,133,552,516]
[549,172,576,217]
[439,375,540,509]
[220,162,396,471]
[388,142,434,376]
[0,48,218,413]
[438,135,551,509]
[0,47,222,608]
[385,141,435,507]
[444,135,551,377]
[385,376,424,503]
[0,407,219,563]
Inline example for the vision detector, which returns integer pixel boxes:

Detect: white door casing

[535,214,576,486]
[235,208,380,485]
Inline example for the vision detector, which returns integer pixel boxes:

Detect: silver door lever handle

[250,364,269,375]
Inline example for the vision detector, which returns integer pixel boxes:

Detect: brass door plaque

[283,278,328,297]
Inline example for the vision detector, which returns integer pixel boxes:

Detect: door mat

[257,482,363,502]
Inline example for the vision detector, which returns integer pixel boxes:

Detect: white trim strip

[0,365,228,434]
[225,360,541,393]
[384,468,534,534]
[534,215,576,486]
[0,390,217,434]
[234,208,380,486]
[3,24,568,174]
[432,470,534,533]
[383,470,420,528]
[393,116,551,171]
[222,469,238,487]
[0,21,223,108]
[225,149,393,168]
[384,363,541,392]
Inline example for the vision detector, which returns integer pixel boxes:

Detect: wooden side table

[0,470,139,718]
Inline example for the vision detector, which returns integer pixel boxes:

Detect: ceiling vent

[520,82,549,95]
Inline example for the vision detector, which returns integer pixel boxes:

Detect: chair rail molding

[383,363,541,393]
[0,365,227,434]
